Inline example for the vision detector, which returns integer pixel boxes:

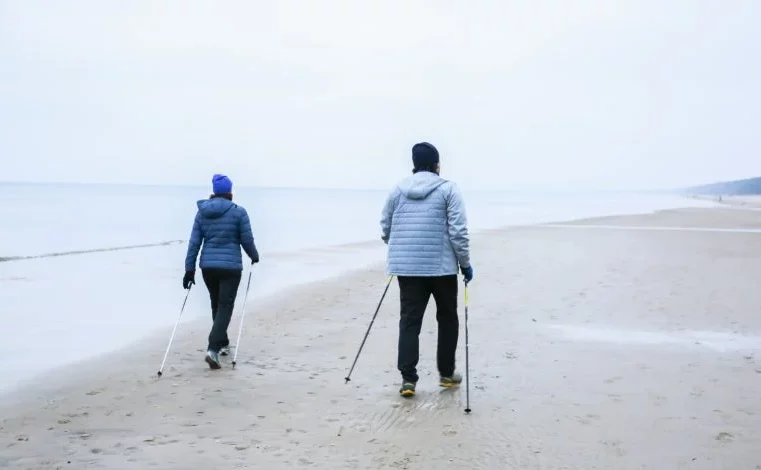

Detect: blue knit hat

[212,174,233,194]
[412,142,440,170]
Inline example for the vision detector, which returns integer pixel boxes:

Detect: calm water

[0,182,716,394]
[0,182,708,258]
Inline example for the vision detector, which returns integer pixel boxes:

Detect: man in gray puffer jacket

[380,142,473,398]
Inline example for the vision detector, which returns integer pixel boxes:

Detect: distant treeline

[686,176,761,195]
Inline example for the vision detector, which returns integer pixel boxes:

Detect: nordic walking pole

[157,285,193,378]
[464,280,472,414]
[344,275,394,383]
[231,267,254,369]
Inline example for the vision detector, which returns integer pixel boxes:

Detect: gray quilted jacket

[380,171,471,276]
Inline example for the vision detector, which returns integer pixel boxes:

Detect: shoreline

[0,199,726,401]
[0,200,732,405]
[689,193,761,210]
[0,259,389,407]
[2,204,761,468]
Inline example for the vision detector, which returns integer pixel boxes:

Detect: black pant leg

[397,276,431,383]
[431,275,459,377]
[202,269,220,322]
[207,269,242,352]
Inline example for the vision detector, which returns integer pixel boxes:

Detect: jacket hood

[197,197,235,219]
[398,171,447,200]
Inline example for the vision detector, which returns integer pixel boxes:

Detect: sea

[0,182,717,395]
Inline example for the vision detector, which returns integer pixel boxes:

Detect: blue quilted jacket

[184,197,259,272]
[380,171,471,276]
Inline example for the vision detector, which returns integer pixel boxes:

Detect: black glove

[183,271,195,289]
[250,256,259,265]
[460,265,474,283]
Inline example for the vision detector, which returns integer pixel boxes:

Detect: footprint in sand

[651,394,668,406]
[576,414,602,425]
[601,439,627,457]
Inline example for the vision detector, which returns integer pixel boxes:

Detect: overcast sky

[1,0,759,191]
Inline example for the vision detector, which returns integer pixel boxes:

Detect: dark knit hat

[412,142,440,170]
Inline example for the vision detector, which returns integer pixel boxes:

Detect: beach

[2,205,761,469]
[0,183,716,395]
[726,196,761,209]
[694,194,761,210]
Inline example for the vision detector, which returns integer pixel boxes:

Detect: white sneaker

[205,350,221,369]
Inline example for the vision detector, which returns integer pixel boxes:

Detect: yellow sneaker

[439,372,462,387]
[399,382,416,397]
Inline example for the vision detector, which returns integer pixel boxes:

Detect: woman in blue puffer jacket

[183,174,260,369]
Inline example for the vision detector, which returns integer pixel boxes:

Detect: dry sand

[2,206,761,469]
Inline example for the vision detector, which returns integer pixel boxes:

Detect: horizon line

[0,179,685,193]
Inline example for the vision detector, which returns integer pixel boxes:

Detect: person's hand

[460,265,473,283]
[183,271,195,289]
[250,256,259,265]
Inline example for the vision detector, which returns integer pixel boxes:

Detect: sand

[2,206,761,469]
[692,194,761,210]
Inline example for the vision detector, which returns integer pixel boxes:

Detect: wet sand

[692,194,761,210]
[718,195,761,207]
[2,207,761,469]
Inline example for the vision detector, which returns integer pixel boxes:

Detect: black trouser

[201,268,242,353]
[397,275,459,383]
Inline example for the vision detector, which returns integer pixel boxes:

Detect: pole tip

[232,361,237,369]
[344,377,351,384]
[464,408,471,414]
[157,371,162,378]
